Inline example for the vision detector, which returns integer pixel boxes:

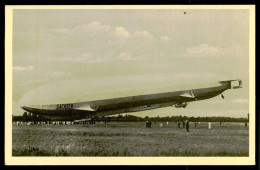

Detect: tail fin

[219,79,242,89]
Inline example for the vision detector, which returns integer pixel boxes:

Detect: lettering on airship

[56,104,73,110]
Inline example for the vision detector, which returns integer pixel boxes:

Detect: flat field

[12,122,249,156]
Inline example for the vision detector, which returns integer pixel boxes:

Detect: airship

[20,74,242,122]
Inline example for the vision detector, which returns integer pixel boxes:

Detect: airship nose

[21,106,29,111]
[21,105,34,112]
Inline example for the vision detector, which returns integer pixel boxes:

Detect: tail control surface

[219,79,243,89]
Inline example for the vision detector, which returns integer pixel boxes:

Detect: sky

[12,9,249,118]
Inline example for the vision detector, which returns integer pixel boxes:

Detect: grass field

[12,122,249,156]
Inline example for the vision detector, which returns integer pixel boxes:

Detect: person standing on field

[186,120,190,132]
[178,122,181,129]
[145,121,148,128]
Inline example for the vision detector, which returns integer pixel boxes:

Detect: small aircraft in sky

[21,79,242,123]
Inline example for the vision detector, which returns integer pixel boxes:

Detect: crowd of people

[146,120,193,132]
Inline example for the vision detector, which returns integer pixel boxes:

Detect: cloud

[160,36,170,43]
[49,53,103,64]
[184,44,248,59]
[117,52,150,61]
[52,21,111,35]
[13,65,33,72]
[185,44,220,57]
[133,31,153,40]
[231,98,249,104]
[118,52,132,60]
[111,27,154,42]
[73,21,111,33]
[52,21,159,45]
[112,27,131,41]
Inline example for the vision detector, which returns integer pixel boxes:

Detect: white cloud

[117,52,150,61]
[51,22,160,45]
[160,36,170,43]
[231,98,249,104]
[73,21,111,33]
[50,53,103,64]
[185,44,220,57]
[13,65,33,72]
[118,52,130,60]
[111,28,155,42]
[184,44,248,59]
[133,31,153,40]
[112,27,131,41]
[52,21,111,35]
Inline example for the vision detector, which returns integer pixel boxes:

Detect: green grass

[12,122,249,156]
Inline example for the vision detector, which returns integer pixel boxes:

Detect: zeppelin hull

[21,80,241,120]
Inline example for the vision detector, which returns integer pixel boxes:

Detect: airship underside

[21,79,242,120]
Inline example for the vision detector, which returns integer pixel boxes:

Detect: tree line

[12,112,249,123]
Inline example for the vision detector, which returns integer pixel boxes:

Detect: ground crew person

[145,121,149,128]
[146,121,152,128]
[186,120,189,132]
[178,122,181,129]
[148,121,152,128]
[183,121,185,128]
